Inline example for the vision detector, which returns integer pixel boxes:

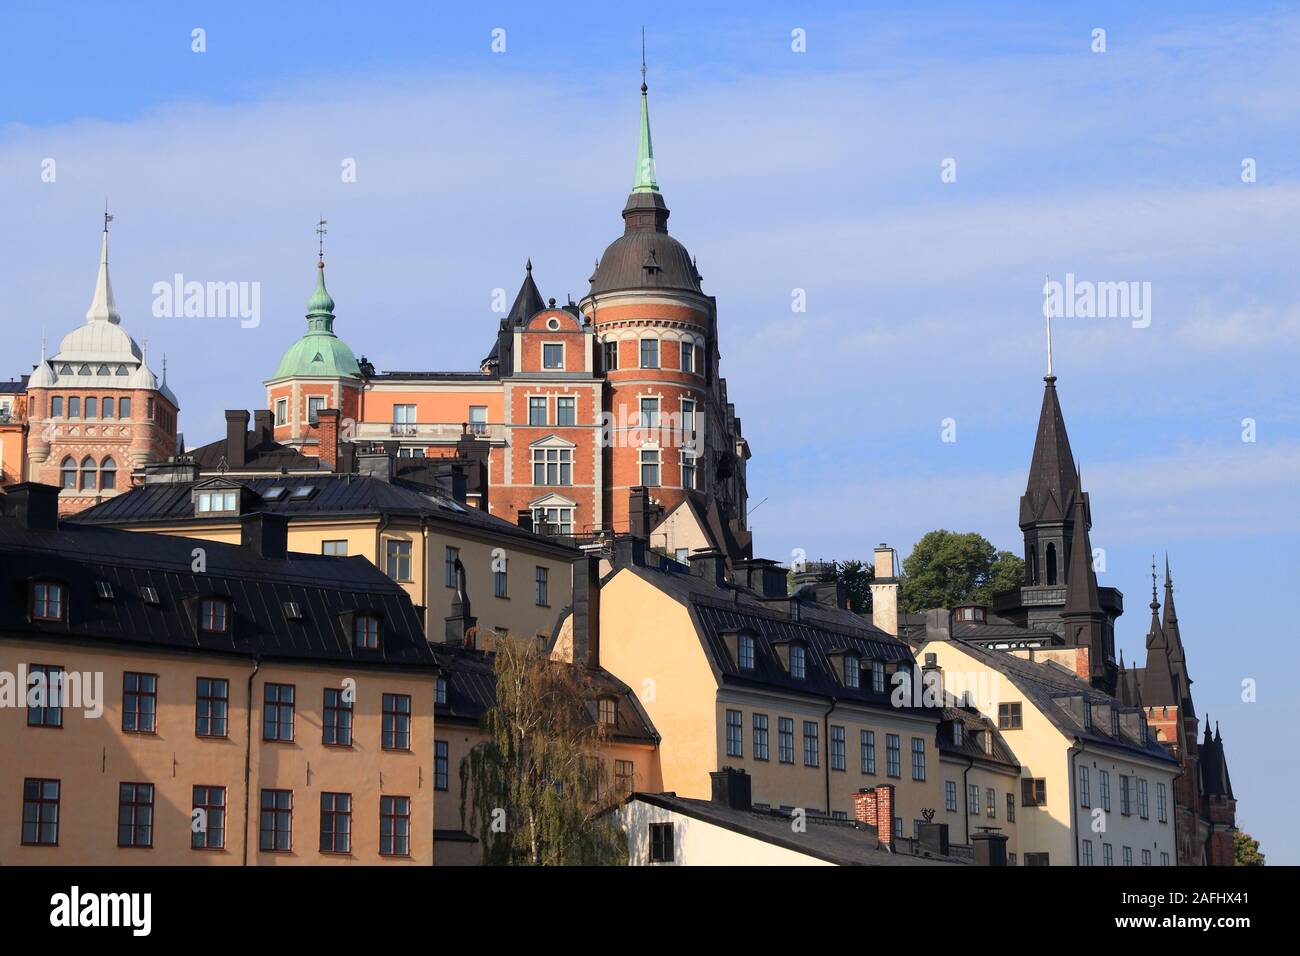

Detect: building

[0,377,29,488]
[935,701,1022,864]
[263,77,752,563]
[0,482,437,864]
[21,219,179,513]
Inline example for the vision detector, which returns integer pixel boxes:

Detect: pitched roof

[1062,493,1102,617]
[1199,721,1235,800]
[936,705,1021,770]
[1019,378,1079,528]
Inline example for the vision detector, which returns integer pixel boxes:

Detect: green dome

[271,260,361,380]
[306,261,335,316]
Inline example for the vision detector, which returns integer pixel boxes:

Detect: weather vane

[316,217,328,263]
[641,26,647,89]
[104,199,113,233]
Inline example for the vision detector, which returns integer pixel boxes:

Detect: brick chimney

[1,482,60,531]
[870,544,899,635]
[317,408,340,470]
[628,485,654,540]
[853,784,895,847]
[225,410,250,468]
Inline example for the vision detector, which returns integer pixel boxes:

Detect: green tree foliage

[460,638,628,865]
[1234,830,1265,866]
[899,530,1025,613]
[815,559,875,613]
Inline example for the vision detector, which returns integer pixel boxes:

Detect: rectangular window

[1160,851,1170,866]
[1157,782,1168,823]
[380,795,411,857]
[320,792,352,854]
[1022,778,1047,806]
[192,785,226,850]
[871,661,885,694]
[542,343,564,369]
[615,759,635,792]
[601,340,618,372]
[1100,769,1111,812]
[382,694,412,751]
[680,451,696,491]
[1007,792,1016,822]
[802,721,819,767]
[434,740,449,791]
[752,713,769,761]
[26,664,63,727]
[120,397,132,418]
[737,633,755,669]
[1079,765,1091,808]
[649,822,673,863]
[639,339,659,369]
[435,678,448,706]
[528,396,547,426]
[1120,775,1132,816]
[532,506,574,535]
[195,677,229,737]
[85,397,98,419]
[726,709,743,757]
[861,730,876,774]
[1082,840,1094,866]
[21,778,60,846]
[639,448,660,487]
[323,687,353,746]
[260,789,293,852]
[494,559,509,598]
[1142,848,1152,866]
[987,787,997,818]
[102,397,115,418]
[598,698,617,726]
[844,657,860,689]
[532,446,573,485]
[535,566,549,606]
[640,397,659,429]
[275,398,287,425]
[1103,843,1114,866]
[967,783,980,816]
[307,396,325,424]
[468,405,488,434]
[556,396,576,426]
[998,702,1023,729]
[911,737,926,781]
[68,396,81,417]
[321,540,348,556]
[444,547,460,587]
[118,782,154,848]
[1123,846,1133,866]
[1138,778,1149,819]
[263,683,295,742]
[886,734,901,778]
[680,340,696,373]
[51,396,64,417]
[122,672,158,734]
[778,717,794,764]
[384,539,411,582]
[789,645,806,680]
[831,725,846,771]
[945,780,958,812]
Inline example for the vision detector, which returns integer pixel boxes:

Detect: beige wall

[1,637,435,865]
[620,799,832,866]
[938,755,1020,858]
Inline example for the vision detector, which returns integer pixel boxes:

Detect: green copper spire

[270,248,360,381]
[306,260,336,332]
[632,40,659,194]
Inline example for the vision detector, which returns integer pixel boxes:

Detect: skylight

[262,486,288,501]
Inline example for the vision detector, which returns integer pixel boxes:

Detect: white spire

[85,214,121,324]
[1042,273,1054,380]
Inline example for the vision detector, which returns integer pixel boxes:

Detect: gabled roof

[936,705,1020,770]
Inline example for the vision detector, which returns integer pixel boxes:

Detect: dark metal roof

[936,705,1020,770]
[1019,378,1080,529]
[589,192,702,296]
[1199,723,1234,799]
[0,376,29,394]
[188,435,321,472]
[368,371,495,382]
[0,517,435,669]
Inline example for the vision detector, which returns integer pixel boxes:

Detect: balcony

[355,421,505,443]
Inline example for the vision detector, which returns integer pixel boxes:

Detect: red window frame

[21,778,61,846]
[381,693,411,751]
[118,782,155,848]
[31,582,65,622]
[320,792,352,854]
[259,789,293,852]
[122,672,158,734]
[191,785,226,850]
[379,795,411,857]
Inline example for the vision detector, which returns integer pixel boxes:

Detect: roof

[187,434,322,473]
[1019,377,1080,529]
[0,378,27,394]
[936,705,1020,770]
[622,792,959,866]
[270,261,361,380]
[0,513,436,670]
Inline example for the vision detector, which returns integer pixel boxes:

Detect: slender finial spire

[316,217,328,266]
[1042,273,1055,382]
[1150,555,1159,610]
[86,207,121,324]
[632,29,659,194]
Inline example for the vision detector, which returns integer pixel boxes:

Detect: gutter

[962,757,975,844]
[1068,738,1085,867]
[242,656,262,867]
[823,697,838,815]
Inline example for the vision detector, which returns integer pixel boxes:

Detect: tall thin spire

[85,207,121,324]
[632,29,659,194]
[1042,274,1055,382]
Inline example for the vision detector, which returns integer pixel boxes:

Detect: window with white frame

[640,396,659,430]
[543,343,564,369]
[275,398,287,425]
[528,396,547,426]
[556,396,576,426]
[680,450,696,490]
[680,340,696,373]
[532,445,572,485]
[639,338,659,368]
[532,506,573,535]
[639,448,660,487]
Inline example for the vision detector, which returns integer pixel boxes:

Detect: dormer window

[353,614,381,650]
[199,598,230,633]
[140,586,160,605]
[955,606,986,623]
[435,677,448,705]
[1110,709,1120,738]
[952,722,964,746]
[1139,713,1149,745]
[789,644,806,680]
[31,582,66,622]
[1083,700,1093,730]
[871,661,886,693]
[598,698,618,726]
[738,633,755,670]
[197,490,239,514]
[95,581,114,600]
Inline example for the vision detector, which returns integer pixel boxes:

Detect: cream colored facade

[919,639,1178,866]
[938,754,1020,860]
[2,637,436,865]
[620,799,832,866]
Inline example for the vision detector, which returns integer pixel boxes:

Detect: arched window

[1028,545,1038,584]
[59,456,77,489]
[50,396,64,417]
[79,456,97,490]
[1046,543,1058,585]
[100,457,117,491]
[67,396,81,418]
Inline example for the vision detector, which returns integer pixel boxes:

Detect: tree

[1234,830,1265,866]
[816,559,875,613]
[899,530,1025,613]
[459,638,628,865]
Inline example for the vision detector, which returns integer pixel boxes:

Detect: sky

[2,1,1297,861]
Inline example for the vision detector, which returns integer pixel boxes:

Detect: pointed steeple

[632,30,659,194]
[1162,555,1193,709]
[507,259,546,326]
[1142,558,1180,707]
[85,210,122,324]
[1019,375,1078,528]
[1063,494,1102,616]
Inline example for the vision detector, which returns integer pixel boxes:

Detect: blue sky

[3,2,1297,861]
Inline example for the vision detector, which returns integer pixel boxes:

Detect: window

[789,644,806,680]
[78,456,96,490]
[103,397,115,418]
[1081,840,1094,866]
[323,688,353,746]
[192,786,226,849]
[680,340,696,373]
[1142,848,1151,866]
[1079,766,1091,807]
[263,683,295,742]
[1157,782,1168,823]
[494,560,509,598]
[532,446,572,485]
[1024,853,1051,866]
[844,656,860,689]
[274,398,287,425]
[871,661,885,693]
[260,789,293,852]
[945,780,957,812]
[601,340,619,371]
[1082,699,1092,730]
[1138,778,1149,819]
[1007,793,1016,821]
[911,737,926,781]
[1100,770,1111,812]
[1120,775,1132,816]
[753,713,769,760]
[886,733,901,778]
[530,565,549,606]
[59,456,76,489]
[543,343,564,369]
[639,338,659,368]
[51,396,63,417]
[615,759,635,792]
[390,404,416,436]
[1160,851,1170,866]
[998,702,1022,729]
[320,792,352,854]
[1122,846,1133,867]
[528,396,547,426]
[118,782,154,847]
[861,730,876,774]
[122,672,157,733]
[26,664,63,727]
[195,678,229,737]
[1022,778,1047,806]
[1046,542,1058,585]
[322,540,348,556]
[21,778,60,846]
[968,783,980,816]
[444,547,460,587]
[141,586,159,605]
[831,725,846,771]
[802,721,820,767]
[196,490,238,514]
[307,396,325,424]
[68,396,81,418]
[556,396,576,426]
[435,741,449,790]
[726,709,743,757]
[532,506,573,535]
[380,796,411,856]
[737,633,755,669]
[639,448,660,486]
[98,456,117,491]
[987,787,997,818]
[681,451,697,490]
[640,397,659,429]
[85,397,98,419]
[198,597,230,633]
[599,698,617,727]
[778,718,794,764]
[1103,843,1114,866]
[382,694,412,751]
[649,822,673,863]
[119,397,132,418]
[1111,709,1120,738]
[435,678,448,706]
[952,722,963,747]
[385,539,411,582]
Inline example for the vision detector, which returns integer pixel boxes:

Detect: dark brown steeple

[1141,561,1181,707]
[1061,490,1114,693]
[1018,374,1083,589]
[1162,555,1194,709]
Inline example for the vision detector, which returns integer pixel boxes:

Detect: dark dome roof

[589,192,702,296]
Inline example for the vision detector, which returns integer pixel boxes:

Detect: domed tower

[580,73,751,556]
[265,244,363,455]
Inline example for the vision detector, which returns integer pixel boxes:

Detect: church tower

[1059,487,1116,694]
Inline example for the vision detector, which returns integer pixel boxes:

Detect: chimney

[142,457,200,484]
[240,512,288,560]
[516,510,534,533]
[917,821,950,857]
[253,410,274,448]
[335,441,356,475]
[1,482,60,531]
[357,449,394,483]
[815,579,849,610]
[571,553,601,667]
[612,534,646,569]
[853,784,894,847]
[628,486,653,540]
[924,608,952,641]
[317,408,340,470]
[870,544,899,635]
[734,558,788,598]
[225,410,250,468]
[688,548,728,588]
[971,829,1009,866]
[709,767,752,812]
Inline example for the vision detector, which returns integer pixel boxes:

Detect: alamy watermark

[1044,273,1151,329]
[152,274,261,328]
